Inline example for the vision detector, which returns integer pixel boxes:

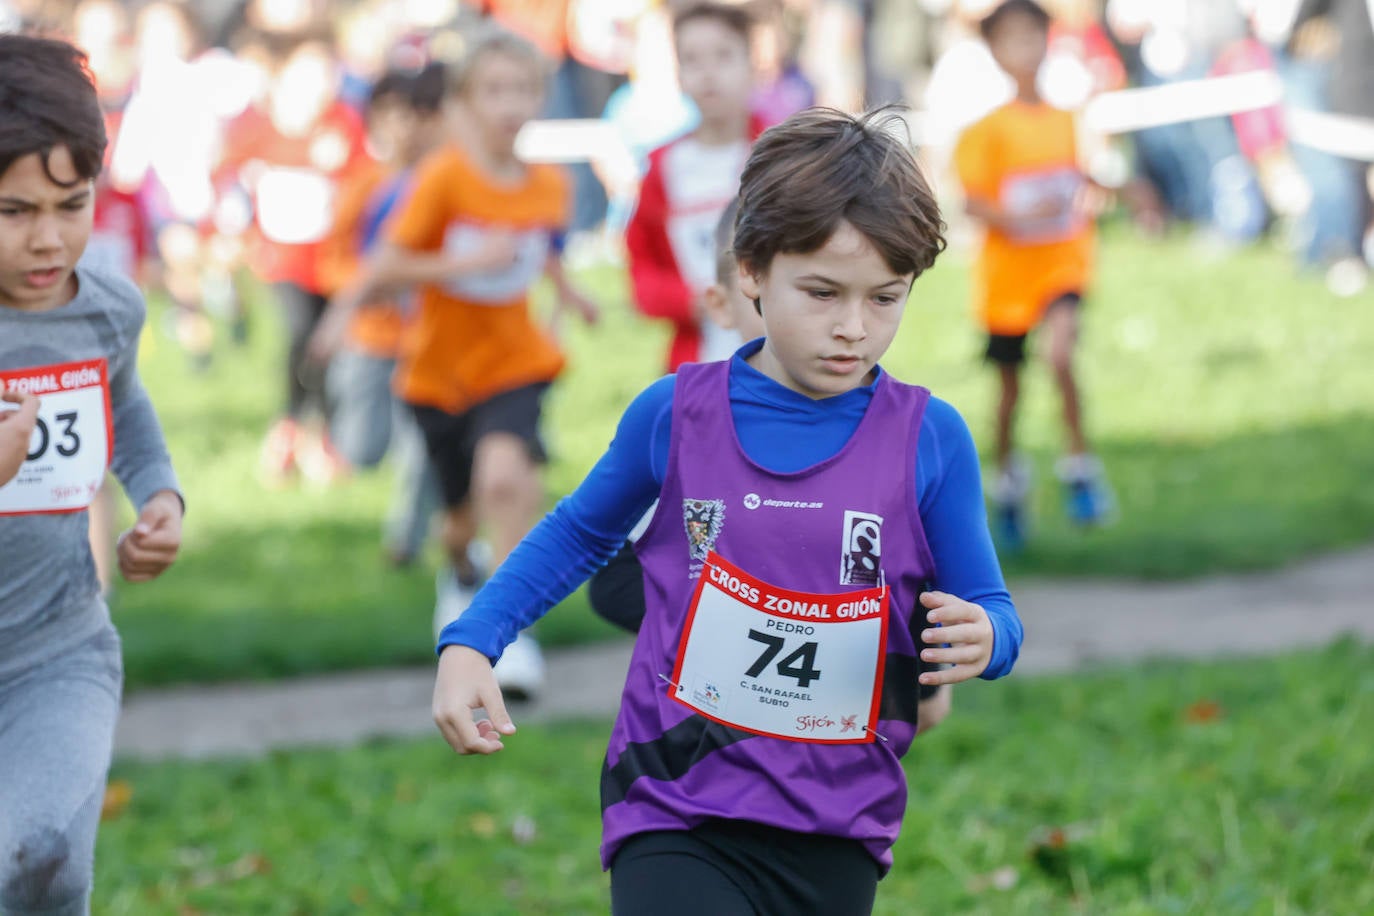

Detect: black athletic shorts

[409,382,549,508]
[984,291,1082,366]
[611,818,880,916]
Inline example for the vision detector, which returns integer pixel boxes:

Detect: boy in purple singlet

[432,106,1023,915]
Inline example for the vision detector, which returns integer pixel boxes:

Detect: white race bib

[669,551,889,744]
[256,167,335,245]
[0,359,112,515]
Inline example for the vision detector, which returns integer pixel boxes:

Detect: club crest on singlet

[682,498,725,572]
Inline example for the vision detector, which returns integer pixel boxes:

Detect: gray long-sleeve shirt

[0,265,180,678]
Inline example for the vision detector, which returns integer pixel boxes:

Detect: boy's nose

[833,299,868,341]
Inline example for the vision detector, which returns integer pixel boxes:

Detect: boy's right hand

[433,644,517,755]
[0,390,40,487]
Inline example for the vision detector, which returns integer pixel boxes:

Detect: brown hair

[445,25,547,97]
[979,0,1051,42]
[673,2,753,47]
[733,106,946,281]
[715,196,740,286]
[0,34,107,186]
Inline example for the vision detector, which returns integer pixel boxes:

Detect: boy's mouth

[25,267,63,289]
[820,354,863,374]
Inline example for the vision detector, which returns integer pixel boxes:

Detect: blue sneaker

[994,499,1028,553]
[1057,455,1116,527]
[990,457,1032,553]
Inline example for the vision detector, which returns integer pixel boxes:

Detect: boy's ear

[701,284,733,330]
[736,260,761,301]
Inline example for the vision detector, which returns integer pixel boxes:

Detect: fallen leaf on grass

[1184,699,1225,724]
[470,813,497,838]
[189,852,273,889]
[350,886,370,906]
[966,866,1019,893]
[101,780,133,821]
[511,814,537,845]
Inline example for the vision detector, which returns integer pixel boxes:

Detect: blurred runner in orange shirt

[955,0,1113,551]
[338,26,597,698]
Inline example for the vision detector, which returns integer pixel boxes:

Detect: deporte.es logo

[741,493,824,511]
[744,493,761,509]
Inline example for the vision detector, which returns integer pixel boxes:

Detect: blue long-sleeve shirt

[440,342,1023,679]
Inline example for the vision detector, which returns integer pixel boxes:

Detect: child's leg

[382,403,441,566]
[0,627,121,916]
[466,384,551,568]
[985,333,1027,470]
[611,832,756,916]
[470,432,544,569]
[1043,294,1115,524]
[985,334,1032,547]
[1043,294,1088,456]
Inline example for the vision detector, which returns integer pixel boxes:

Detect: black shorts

[409,383,549,508]
[985,292,1082,366]
[610,818,879,916]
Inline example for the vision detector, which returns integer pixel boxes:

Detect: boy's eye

[808,289,835,300]
[874,295,898,306]
[62,201,87,211]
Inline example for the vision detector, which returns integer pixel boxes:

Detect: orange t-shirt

[387,144,569,414]
[954,101,1094,336]
[321,157,406,358]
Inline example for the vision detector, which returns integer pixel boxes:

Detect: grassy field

[95,640,1374,914]
[112,229,1374,689]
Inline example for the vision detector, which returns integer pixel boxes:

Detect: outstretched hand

[917,591,994,686]
[433,645,517,755]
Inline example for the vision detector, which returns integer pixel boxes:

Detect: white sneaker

[432,542,492,639]
[494,631,546,702]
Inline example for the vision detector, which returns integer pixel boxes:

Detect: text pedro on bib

[669,551,889,743]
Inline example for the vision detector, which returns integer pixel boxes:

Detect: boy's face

[0,147,93,312]
[462,52,544,152]
[368,96,419,163]
[676,18,753,125]
[740,221,911,400]
[987,13,1048,83]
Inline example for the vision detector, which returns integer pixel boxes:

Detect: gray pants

[327,348,440,560]
[0,626,122,916]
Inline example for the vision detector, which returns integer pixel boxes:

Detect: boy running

[433,106,1021,915]
[342,27,596,698]
[954,0,1113,549]
[626,2,765,369]
[0,35,183,915]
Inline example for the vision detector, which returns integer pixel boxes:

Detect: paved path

[114,545,1374,761]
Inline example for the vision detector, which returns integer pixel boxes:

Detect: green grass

[113,230,1374,689]
[96,640,1374,914]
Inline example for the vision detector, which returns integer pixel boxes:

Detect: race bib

[666,205,722,292]
[256,167,335,245]
[1001,166,1085,244]
[0,359,112,515]
[441,222,550,304]
[669,551,889,744]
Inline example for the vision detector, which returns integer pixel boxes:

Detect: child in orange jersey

[337,27,596,698]
[954,0,1114,551]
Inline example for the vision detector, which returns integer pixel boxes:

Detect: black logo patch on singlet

[840,510,883,586]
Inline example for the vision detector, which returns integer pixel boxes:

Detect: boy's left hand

[918,591,994,685]
[117,489,183,582]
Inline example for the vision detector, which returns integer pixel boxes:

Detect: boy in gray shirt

[0,34,184,915]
